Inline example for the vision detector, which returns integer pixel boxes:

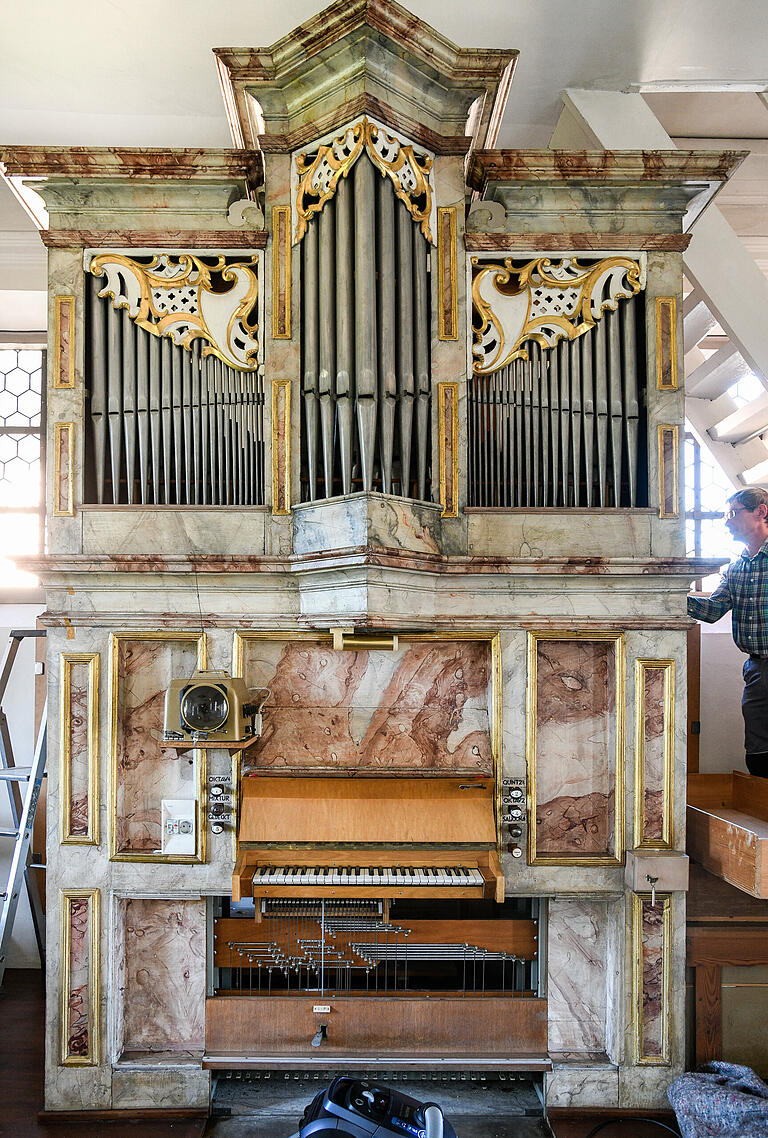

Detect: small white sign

[161,799,196,855]
[312,1005,331,1014]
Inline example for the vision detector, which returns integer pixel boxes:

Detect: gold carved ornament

[88,252,259,372]
[471,255,645,376]
[294,117,433,243]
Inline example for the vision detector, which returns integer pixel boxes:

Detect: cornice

[0,147,264,183]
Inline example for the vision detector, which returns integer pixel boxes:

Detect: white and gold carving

[294,117,434,244]
[471,254,646,375]
[86,251,259,371]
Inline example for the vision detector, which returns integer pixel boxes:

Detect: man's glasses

[725,505,753,521]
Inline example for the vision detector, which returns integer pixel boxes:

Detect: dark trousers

[742,655,768,776]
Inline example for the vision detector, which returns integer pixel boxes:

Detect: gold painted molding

[471,254,645,374]
[87,252,260,372]
[53,421,75,517]
[53,295,76,389]
[655,297,678,391]
[59,653,100,846]
[633,659,675,849]
[59,888,100,1066]
[294,117,433,244]
[632,892,672,1065]
[271,206,292,339]
[438,382,459,517]
[108,631,207,864]
[658,424,679,519]
[271,379,292,515]
[526,630,626,866]
[438,207,458,341]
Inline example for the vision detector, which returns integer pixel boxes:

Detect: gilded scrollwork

[471,254,646,375]
[86,252,259,371]
[294,117,434,243]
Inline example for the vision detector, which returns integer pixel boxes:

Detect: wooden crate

[687,772,768,898]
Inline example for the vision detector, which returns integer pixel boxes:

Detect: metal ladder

[0,629,46,988]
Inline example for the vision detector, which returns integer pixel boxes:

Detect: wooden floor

[0,969,679,1138]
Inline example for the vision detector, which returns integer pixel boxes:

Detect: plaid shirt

[688,538,768,656]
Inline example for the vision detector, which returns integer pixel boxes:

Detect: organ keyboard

[234,776,505,904]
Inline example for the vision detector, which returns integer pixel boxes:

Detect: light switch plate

[160,799,196,855]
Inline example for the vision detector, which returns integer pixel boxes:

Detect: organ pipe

[85,274,265,506]
[467,297,644,509]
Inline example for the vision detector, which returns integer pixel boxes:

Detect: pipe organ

[2,0,744,1121]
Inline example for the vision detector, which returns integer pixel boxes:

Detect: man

[688,485,768,778]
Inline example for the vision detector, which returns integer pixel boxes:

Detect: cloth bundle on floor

[668,1062,768,1137]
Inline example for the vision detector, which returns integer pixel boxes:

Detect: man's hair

[727,486,768,511]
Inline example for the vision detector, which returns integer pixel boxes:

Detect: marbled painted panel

[638,664,673,846]
[533,638,619,859]
[638,897,669,1063]
[240,638,493,774]
[60,890,98,1065]
[120,898,206,1054]
[67,662,91,837]
[547,898,607,1053]
[114,637,200,855]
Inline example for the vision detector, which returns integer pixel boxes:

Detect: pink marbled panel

[642,668,666,843]
[116,639,199,853]
[547,898,607,1052]
[66,896,90,1057]
[242,640,493,774]
[641,900,665,1059]
[121,898,206,1053]
[68,662,90,836]
[535,640,616,857]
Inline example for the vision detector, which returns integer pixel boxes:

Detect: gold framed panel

[271,379,291,515]
[53,295,76,389]
[632,892,672,1065]
[108,631,207,863]
[655,297,678,391]
[438,381,459,518]
[232,629,503,849]
[633,659,675,849]
[59,888,100,1066]
[526,631,626,866]
[53,421,75,516]
[437,206,458,340]
[271,205,292,339]
[657,424,679,519]
[59,652,100,845]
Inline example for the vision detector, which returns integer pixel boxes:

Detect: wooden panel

[732,771,768,822]
[687,926,768,967]
[687,804,768,899]
[687,772,733,810]
[205,995,547,1057]
[213,917,538,967]
[688,863,768,924]
[694,964,722,1065]
[239,777,496,846]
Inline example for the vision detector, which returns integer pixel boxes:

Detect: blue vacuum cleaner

[293,1075,457,1138]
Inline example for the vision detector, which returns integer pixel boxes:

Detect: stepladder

[0,629,46,987]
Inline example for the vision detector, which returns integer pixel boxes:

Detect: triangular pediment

[214,0,517,154]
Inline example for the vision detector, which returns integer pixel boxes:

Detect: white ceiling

[2,0,768,305]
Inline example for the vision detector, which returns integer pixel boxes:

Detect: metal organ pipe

[299,152,433,502]
[86,275,265,506]
[467,297,644,509]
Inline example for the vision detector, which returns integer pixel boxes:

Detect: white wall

[698,612,749,774]
[0,602,45,967]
